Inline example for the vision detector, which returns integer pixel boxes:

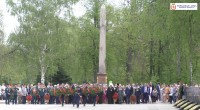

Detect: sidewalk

[0,102,177,110]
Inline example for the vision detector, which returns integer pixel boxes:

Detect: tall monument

[97,5,107,84]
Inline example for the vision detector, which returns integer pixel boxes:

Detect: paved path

[0,103,178,110]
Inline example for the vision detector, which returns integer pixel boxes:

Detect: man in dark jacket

[156,82,161,101]
[106,84,114,104]
[135,84,141,104]
[39,84,46,104]
[12,84,19,104]
[5,84,10,105]
[125,84,131,104]
[74,86,81,108]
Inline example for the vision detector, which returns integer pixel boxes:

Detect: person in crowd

[162,84,166,103]
[31,85,38,104]
[74,86,81,108]
[160,84,164,103]
[135,84,141,104]
[148,84,153,103]
[173,84,178,103]
[151,88,158,103]
[39,84,46,104]
[1,83,6,100]
[81,85,88,106]
[106,84,114,104]
[156,82,161,101]
[125,84,131,104]
[21,84,27,104]
[0,81,193,106]
[102,85,107,104]
[130,84,136,104]
[5,84,10,105]
[12,84,19,104]
[143,83,149,103]
[118,84,123,104]
[178,82,184,100]
[168,85,174,104]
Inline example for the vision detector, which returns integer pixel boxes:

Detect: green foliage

[0,0,200,85]
[51,65,72,85]
[151,74,159,84]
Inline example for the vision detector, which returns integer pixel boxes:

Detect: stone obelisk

[97,5,107,84]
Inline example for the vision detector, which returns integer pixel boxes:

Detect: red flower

[112,92,118,100]
[26,95,32,101]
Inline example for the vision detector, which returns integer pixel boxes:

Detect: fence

[185,87,200,104]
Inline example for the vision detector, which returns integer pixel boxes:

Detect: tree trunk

[126,46,133,84]
[157,40,161,78]
[149,38,154,79]
[40,44,47,84]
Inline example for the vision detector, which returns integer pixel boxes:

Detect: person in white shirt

[1,83,6,100]
[169,85,175,104]
[21,84,28,104]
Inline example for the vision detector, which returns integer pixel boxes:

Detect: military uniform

[12,86,19,104]
[5,85,10,104]
[74,87,81,108]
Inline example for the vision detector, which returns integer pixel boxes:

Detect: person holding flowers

[81,85,89,106]
[74,86,81,108]
[89,84,99,106]
[31,86,38,104]
[39,84,46,104]
[60,84,66,106]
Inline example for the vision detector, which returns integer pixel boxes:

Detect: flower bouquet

[44,93,50,103]
[89,87,99,96]
[56,88,62,97]
[112,92,118,104]
[68,88,75,95]
[26,94,32,104]
[49,89,54,96]
[82,88,89,96]
[9,88,14,100]
[130,95,136,104]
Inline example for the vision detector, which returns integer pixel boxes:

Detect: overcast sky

[0,0,122,38]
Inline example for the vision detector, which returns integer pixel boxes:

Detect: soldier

[12,84,19,104]
[5,84,10,104]
[74,86,81,108]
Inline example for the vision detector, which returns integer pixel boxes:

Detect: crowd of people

[0,82,185,108]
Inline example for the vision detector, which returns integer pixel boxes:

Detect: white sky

[0,0,122,38]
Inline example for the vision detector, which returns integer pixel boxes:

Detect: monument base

[97,74,107,84]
